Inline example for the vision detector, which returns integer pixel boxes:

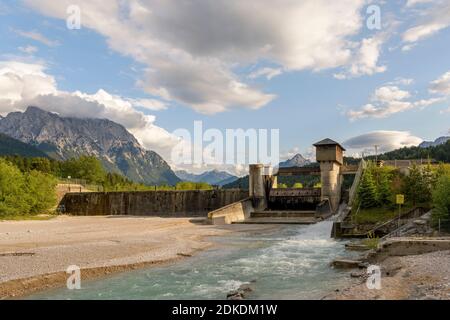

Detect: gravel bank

[328,250,450,300]
[0,216,269,299]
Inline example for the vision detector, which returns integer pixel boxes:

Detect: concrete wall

[60,190,249,217]
[208,198,254,225]
[376,238,450,258]
[316,145,343,165]
[249,164,267,211]
[319,161,342,212]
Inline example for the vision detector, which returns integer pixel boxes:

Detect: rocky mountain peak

[0,107,180,185]
[279,153,311,168]
[419,136,450,148]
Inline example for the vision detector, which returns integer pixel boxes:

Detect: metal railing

[371,206,428,237]
[437,218,450,235]
[58,178,104,192]
[348,159,366,207]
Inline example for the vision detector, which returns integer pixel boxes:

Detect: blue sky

[1,0,450,173]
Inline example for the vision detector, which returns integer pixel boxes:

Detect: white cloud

[129,98,168,111]
[0,60,178,158]
[18,45,38,54]
[403,22,449,43]
[335,35,387,79]
[373,86,411,102]
[386,77,414,86]
[402,0,450,45]
[347,85,445,120]
[24,0,380,114]
[280,147,301,161]
[0,60,57,108]
[15,29,59,47]
[401,43,416,52]
[248,67,283,80]
[343,130,423,156]
[430,71,450,96]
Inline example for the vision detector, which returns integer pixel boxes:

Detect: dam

[60,138,360,226]
[209,139,359,225]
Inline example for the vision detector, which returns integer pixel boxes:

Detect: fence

[58,178,104,192]
[437,218,450,234]
[58,178,88,186]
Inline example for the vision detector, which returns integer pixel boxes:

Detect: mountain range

[278,154,311,168]
[419,136,450,148]
[175,170,239,186]
[0,107,180,186]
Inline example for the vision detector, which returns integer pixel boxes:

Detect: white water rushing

[30,221,354,300]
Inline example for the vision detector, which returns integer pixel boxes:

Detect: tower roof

[313,138,346,151]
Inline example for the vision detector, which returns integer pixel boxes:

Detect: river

[30,220,355,300]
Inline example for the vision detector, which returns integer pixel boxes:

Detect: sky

[1,0,450,175]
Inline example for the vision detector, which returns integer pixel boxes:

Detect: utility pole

[374,145,380,185]
[374,145,379,164]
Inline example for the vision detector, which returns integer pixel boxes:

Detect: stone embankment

[328,210,450,300]
[328,248,450,300]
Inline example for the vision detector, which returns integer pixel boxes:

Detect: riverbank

[0,216,272,299]
[327,240,450,300]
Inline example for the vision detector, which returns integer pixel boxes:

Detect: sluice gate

[210,138,353,225]
[268,188,321,211]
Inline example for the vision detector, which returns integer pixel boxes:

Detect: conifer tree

[376,167,393,206]
[403,165,431,205]
[358,169,378,209]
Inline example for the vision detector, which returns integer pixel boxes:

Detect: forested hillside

[0,133,48,158]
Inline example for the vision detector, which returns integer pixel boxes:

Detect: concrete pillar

[319,161,342,212]
[272,176,278,189]
[249,164,267,210]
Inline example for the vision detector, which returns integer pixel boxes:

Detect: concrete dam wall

[60,190,249,217]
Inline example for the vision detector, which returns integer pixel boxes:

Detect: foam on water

[29,220,353,300]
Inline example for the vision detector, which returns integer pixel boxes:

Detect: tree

[292,182,303,189]
[376,167,393,206]
[61,156,106,184]
[0,159,29,216]
[358,169,378,209]
[278,183,288,189]
[25,170,58,214]
[432,175,450,230]
[0,159,58,216]
[403,165,431,205]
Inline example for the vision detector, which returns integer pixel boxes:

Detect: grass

[0,214,57,221]
[362,235,380,249]
[352,206,411,225]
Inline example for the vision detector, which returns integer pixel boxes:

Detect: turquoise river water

[29,220,355,300]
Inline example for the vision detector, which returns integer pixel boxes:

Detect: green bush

[432,175,450,229]
[0,159,57,216]
[25,170,58,214]
[0,159,30,215]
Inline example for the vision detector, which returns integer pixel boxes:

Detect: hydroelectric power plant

[61,138,362,229]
